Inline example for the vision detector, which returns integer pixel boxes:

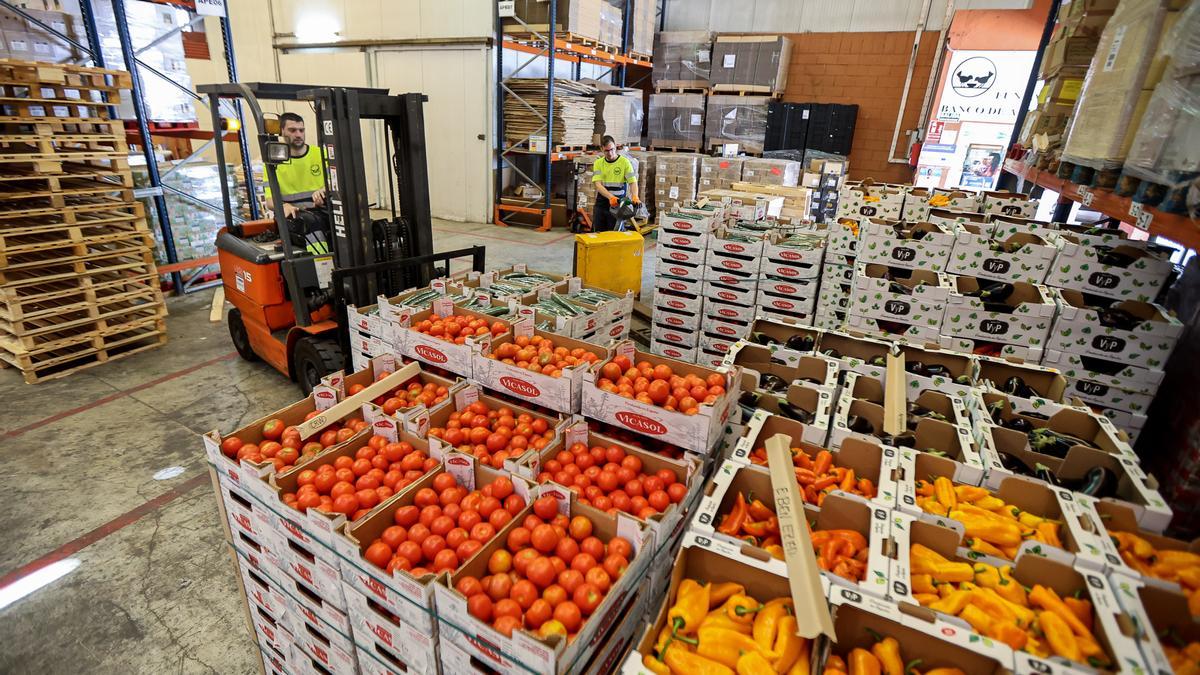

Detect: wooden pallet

[0,244,157,286]
[0,230,154,273]
[0,116,123,136]
[0,174,133,203]
[708,144,762,156]
[653,86,709,95]
[627,51,652,65]
[0,268,161,320]
[647,143,703,153]
[0,317,167,384]
[1055,159,1120,190]
[0,219,150,263]
[0,59,132,90]
[0,196,142,223]
[708,86,783,99]
[0,297,165,352]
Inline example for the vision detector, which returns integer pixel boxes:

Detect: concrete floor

[0,219,656,674]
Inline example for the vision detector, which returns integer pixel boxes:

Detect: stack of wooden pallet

[0,59,167,384]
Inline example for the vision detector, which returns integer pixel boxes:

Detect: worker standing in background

[263,112,328,220]
[591,134,639,232]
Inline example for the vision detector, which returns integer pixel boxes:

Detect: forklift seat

[216,230,286,265]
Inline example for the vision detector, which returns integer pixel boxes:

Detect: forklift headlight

[264,141,290,164]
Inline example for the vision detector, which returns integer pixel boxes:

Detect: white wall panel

[272,0,492,43]
[662,0,1031,33]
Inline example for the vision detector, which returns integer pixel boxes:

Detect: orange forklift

[200,83,484,392]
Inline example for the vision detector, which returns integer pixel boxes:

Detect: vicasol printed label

[704,298,755,323]
[651,322,698,348]
[654,272,702,297]
[758,276,820,300]
[471,343,585,414]
[755,290,817,317]
[582,368,734,455]
[649,338,696,363]
[656,242,705,265]
[702,278,756,307]
[654,256,703,281]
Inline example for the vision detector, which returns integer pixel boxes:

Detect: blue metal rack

[0,0,256,294]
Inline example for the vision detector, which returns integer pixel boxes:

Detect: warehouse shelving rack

[494,0,656,231]
[0,0,255,294]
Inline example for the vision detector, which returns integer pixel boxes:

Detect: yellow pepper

[1017,511,1050,529]
[949,510,1022,547]
[998,543,1021,560]
[1176,567,1200,589]
[972,563,1000,588]
[643,653,671,675]
[995,566,1027,606]
[913,593,940,605]
[697,626,774,667]
[1028,585,1092,639]
[1063,597,1093,632]
[824,654,848,672]
[1036,522,1062,548]
[923,670,967,675]
[664,642,735,675]
[968,588,1017,624]
[770,616,806,673]
[724,594,764,625]
[1024,634,1050,657]
[915,480,934,497]
[924,500,949,517]
[709,582,745,609]
[785,641,811,675]
[655,624,674,655]
[986,620,1028,651]
[958,604,993,633]
[669,580,712,636]
[934,477,957,511]
[992,592,1035,627]
[1038,610,1081,663]
[752,598,792,654]
[1110,530,1155,558]
[765,544,785,560]
[910,544,974,582]
[870,636,903,675]
[972,495,1008,513]
[735,650,776,675]
[847,648,882,675]
[911,574,936,594]
[1159,550,1200,570]
[954,485,988,502]
[929,590,972,615]
[701,606,753,634]
[967,538,1006,558]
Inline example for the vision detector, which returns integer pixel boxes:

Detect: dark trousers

[591,201,617,232]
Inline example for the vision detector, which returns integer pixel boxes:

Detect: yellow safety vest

[264,144,326,201]
[592,155,636,198]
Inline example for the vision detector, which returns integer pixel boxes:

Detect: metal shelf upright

[494,0,655,231]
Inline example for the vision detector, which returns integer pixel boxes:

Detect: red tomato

[531,524,559,553]
[667,482,688,503]
[510,580,538,610]
[456,539,483,561]
[488,549,513,574]
[493,614,521,637]
[568,516,593,541]
[407,523,431,545]
[364,541,392,569]
[471,522,497,543]
[648,490,671,512]
[414,488,439,508]
[467,593,493,622]
[433,548,459,572]
[602,554,628,580]
[421,535,447,561]
[504,494,526,515]
[527,556,557,589]
[456,576,484,597]
[557,569,584,593]
[533,495,559,520]
[458,510,482,532]
[608,537,633,560]
[526,599,553,629]
[488,574,513,602]
[543,584,568,606]
[488,508,512,530]
[585,567,611,592]
[580,536,605,560]
[397,541,423,565]
[573,583,602,615]
[513,548,540,575]
[553,601,582,633]
[507,527,532,551]
[446,527,470,550]
[555,537,580,561]
[430,515,455,537]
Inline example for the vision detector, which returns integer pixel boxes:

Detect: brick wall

[784,31,941,183]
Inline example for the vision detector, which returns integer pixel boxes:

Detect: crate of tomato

[434,487,652,674]
[425,383,566,470]
[730,411,898,509]
[390,300,511,377]
[334,451,535,674]
[889,512,1146,675]
[582,342,739,454]
[693,458,892,598]
[473,326,609,414]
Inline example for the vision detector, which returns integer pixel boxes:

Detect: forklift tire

[293,336,344,395]
[227,308,259,362]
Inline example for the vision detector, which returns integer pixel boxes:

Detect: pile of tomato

[361,473,525,578]
[428,400,557,469]
[454,495,633,640]
[279,435,437,520]
[584,420,686,459]
[344,371,453,414]
[535,442,688,519]
[486,335,601,378]
[594,355,726,414]
[414,313,508,345]
[219,413,370,472]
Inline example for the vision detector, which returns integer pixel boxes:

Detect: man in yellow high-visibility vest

[263,112,327,220]
[591,135,639,232]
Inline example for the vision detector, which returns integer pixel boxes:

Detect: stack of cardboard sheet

[503,79,597,148]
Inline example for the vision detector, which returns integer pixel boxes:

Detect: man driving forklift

[258,112,332,255]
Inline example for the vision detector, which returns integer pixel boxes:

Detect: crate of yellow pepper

[889,512,1148,675]
[900,452,1118,570]
[1108,571,1200,675]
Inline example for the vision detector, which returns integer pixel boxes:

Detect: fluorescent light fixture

[294,14,340,44]
[0,559,81,610]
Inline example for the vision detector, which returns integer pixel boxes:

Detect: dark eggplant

[1023,410,1049,420]
[987,399,1006,424]
[911,228,928,241]
[881,432,916,448]
[822,348,842,359]
[888,281,912,296]
[1095,245,1136,267]
[785,334,815,352]
[1033,463,1068,488]
[750,332,780,346]
[970,281,1014,302]
[1097,307,1139,331]
[1081,292,1116,309]
[1027,428,1097,457]
[1003,376,1038,398]
[799,376,822,384]
[738,391,761,418]
[1003,417,1034,433]
[846,415,875,434]
[906,361,930,377]
[1076,466,1118,498]
[759,373,789,394]
[953,374,973,385]
[983,302,1014,314]
[877,319,911,335]
[777,401,815,424]
[998,452,1032,475]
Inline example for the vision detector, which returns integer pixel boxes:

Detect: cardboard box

[1108,572,1199,675]
[989,214,1061,240]
[704,296,756,324]
[436,496,652,675]
[704,95,771,154]
[1041,349,1164,395]
[930,188,982,212]
[894,459,1117,571]
[844,312,941,344]
[943,279,1057,348]
[471,327,607,414]
[650,31,712,89]
[741,382,836,446]
[582,344,738,453]
[858,220,955,272]
[819,331,980,397]
[826,218,862,257]
[730,411,898,508]
[979,190,1038,218]
[901,187,933,221]
[647,93,705,147]
[389,304,509,376]
[892,509,1142,672]
[1066,377,1155,415]
[728,341,838,390]
[825,584,1015,672]
[1047,290,1183,370]
[947,224,1057,284]
[1044,236,1174,302]
[648,338,696,363]
[693,462,891,596]
[850,264,952,329]
[709,34,791,94]
[837,183,906,220]
[762,231,825,279]
[703,277,757,307]
[650,321,698,348]
[741,157,801,187]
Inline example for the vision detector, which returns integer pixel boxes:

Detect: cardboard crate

[511,419,703,550]
[837,183,906,220]
[648,338,696,363]
[826,218,862,257]
[925,205,987,228]
[1047,291,1182,370]
[1041,350,1164,397]
[344,583,439,675]
[894,521,1145,675]
[893,461,1117,572]
[705,314,752,343]
[240,556,291,623]
[650,321,699,349]
[979,190,1038,218]
[335,453,534,633]
[654,241,705,266]
[730,411,897,508]
[977,421,1170,532]
[824,584,1015,672]
[423,382,566,461]
[1044,236,1174,302]
[703,296,756,324]
[651,302,703,333]
[989,214,1062,240]
[844,312,942,344]
[758,274,821,301]
[858,220,955,272]
[472,327,609,414]
[703,277,757,307]
[692,461,892,597]
[943,279,1057,348]
[728,342,838,391]
[653,256,702,281]
[698,330,739,359]
[763,231,825,278]
[737,382,836,446]
[619,530,828,675]
[249,603,295,663]
[735,317,821,363]
[435,495,652,675]
[390,304,510,376]
[902,187,934,221]
[1094,500,1200,580]
[930,187,982,211]
[220,474,289,571]
[947,225,1058,284]
[582,344,738,454]
[1109,571,1200,675]
[814,307,847,330]
[850,264,953,328]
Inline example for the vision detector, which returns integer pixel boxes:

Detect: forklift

[200,83,484,392]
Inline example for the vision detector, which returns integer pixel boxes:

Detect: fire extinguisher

[909,141,922,167]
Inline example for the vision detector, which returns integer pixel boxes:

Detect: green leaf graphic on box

[1080,263,1090,271]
